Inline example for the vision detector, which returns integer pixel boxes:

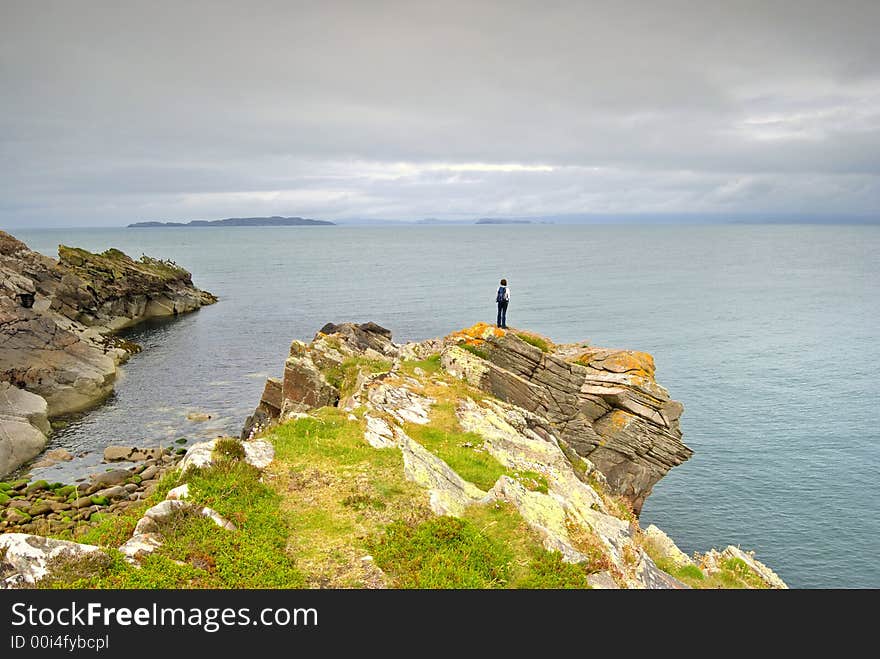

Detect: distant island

[474,218,534,225]
[128,216,335,228]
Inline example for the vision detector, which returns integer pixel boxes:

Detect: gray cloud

[1,0,878,226]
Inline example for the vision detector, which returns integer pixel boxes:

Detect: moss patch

[461,343,489,360]
[400,353,442,377]
[515,333,551,353]
[370,503,595,589]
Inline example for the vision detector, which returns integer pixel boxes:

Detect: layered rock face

[247,322,691,514]
[439,325,692,513]
[0,231,215,476]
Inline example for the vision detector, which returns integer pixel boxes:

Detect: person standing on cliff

[496,278,510,329]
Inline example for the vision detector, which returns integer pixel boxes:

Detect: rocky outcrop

[242,322,398,438]
[439,324,691,513]
[248,321,690,514]
[0,230,215,477]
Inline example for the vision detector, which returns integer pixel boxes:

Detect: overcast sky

[1,0,879,227]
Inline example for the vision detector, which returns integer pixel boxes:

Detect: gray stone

[103,446,164,462]
[644,524,694,568]
[95,485,128,500]
[90,469,130,487]
[586,571,620,589]
[118,532,164,563]
[27,502,52,517]
[0,383,50,477]
[282,355,339,412]
[0,533,106,588]
[139,465,158,481]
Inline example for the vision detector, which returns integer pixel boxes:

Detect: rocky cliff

[438,324,692,513]
[233,321,783,589]
[247,321,692,514]
[0,320,784,589]
[0,231,216,476]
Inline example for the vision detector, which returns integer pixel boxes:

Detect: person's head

[500,278,507,286]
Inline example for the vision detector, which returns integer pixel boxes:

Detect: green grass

[265,409,432,587]
[515,333,551,353]
[515,551,593,589]
[405,402,507,491]
[370,503,595,589]
[41,459,305,589]
[400,353,442,377]
[639,535,768,589]
[460,343,489,360]
[369,516,510,588]
[405,402,549,495]
[324,357,393,397]
[212,437,246,461]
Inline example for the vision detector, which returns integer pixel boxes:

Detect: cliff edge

[0,231,216,476]
[0,321,784,589]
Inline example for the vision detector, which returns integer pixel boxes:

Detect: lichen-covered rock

[644,524,694,568]
[178,437,275,473]
[400,431,486,516]
[0,230,215,477]
[316,321,398,358]
[701,545,788,589]
[0,533,106,588]
[440,326,692,513]
[283,353,340,413]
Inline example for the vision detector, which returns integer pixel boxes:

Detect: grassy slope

[38,352,761,589]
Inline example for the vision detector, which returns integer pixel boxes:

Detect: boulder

[644,524,694,568]
[178,438,275,473]
[90,469,131,487]
[103,446,164,462]
[0,533,106,588]
[0,383,50,477]
[316,321,397,356]
[30,447,74,469]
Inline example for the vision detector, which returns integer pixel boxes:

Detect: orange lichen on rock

[595,409,636,436]
[447,322,506,346]
[601,351,655,377]
[574,349,655,378]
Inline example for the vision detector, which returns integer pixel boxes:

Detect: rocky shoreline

[0,230,216,477]
[0,448,184,536]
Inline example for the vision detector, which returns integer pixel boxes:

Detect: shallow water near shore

[8,223,879,588]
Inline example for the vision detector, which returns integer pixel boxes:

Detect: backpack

[496,286,508,303]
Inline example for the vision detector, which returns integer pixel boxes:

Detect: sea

[8,223,878,588]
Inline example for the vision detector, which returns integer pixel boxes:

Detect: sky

[1,0,879,227]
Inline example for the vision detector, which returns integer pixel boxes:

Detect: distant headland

[474,218,534,225]
[128,216,335,228]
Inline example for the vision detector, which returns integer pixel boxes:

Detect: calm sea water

[8,224,878,588]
